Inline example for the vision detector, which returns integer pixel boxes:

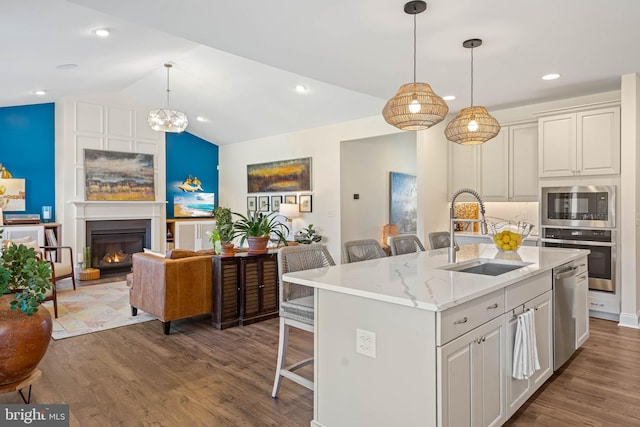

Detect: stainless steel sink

[438,259,533,276]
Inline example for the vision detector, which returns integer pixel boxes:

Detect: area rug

[42,281,156,340]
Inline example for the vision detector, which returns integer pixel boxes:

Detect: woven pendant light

[382,1,448,131]
[445,39,500,145]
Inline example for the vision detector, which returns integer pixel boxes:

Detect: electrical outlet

[356,328,376,358]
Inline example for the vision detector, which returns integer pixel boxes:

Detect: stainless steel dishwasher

[553,260,581,370]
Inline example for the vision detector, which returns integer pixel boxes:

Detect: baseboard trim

[311,421,326,427]
[618,311,640,329]
[589,310,619,322]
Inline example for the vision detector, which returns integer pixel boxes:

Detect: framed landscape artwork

[271,196,282,212]
[258,196,270,212]
[284,195,296,204]
[389,172,417,234]
[0,178,26,211]
[84,149,155,201]
[173,193,215,217]
[247,157,311,193]
[299,195,312,212]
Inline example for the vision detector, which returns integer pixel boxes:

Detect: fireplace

[86,219,151,275]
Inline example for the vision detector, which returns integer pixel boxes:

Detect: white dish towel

[512,309,540,380]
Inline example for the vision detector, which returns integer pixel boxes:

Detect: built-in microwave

[541,185,615,229]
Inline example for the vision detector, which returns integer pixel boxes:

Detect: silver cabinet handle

[486,303,499,310]
[454,317,468,325]
[578,275,587,281]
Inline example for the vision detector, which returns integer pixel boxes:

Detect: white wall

[340,132,416,250]
[219,116,399,261]
[619,73,640,328]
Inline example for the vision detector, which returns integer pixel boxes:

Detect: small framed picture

[284,195,297,204]
[247,196,257,211]
[299,194,312,212]
[271,195,282,212]
[258,195,270,212]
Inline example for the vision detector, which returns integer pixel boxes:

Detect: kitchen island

[283,244,589,427]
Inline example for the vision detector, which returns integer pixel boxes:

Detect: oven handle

[541,238,615,247]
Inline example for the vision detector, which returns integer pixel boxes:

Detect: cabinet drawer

[438,289,504,345]
[505,271,551,312]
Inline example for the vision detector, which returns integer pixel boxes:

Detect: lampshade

[444,106,501,145]
[382,1,448,131]
[382,82,450,130]
[279,203,299,219]
[148,63,188,133]
[445,39,500,145]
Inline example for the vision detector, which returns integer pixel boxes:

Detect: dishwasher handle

[555,265,578,280]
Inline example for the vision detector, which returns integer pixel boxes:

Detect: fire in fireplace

[86,219,151,275]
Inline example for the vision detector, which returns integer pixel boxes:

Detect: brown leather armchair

[130,252,213,334]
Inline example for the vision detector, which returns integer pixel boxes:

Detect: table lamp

[279,203,299,240]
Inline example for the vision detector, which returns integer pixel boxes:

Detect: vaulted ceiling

[4,0,639,144]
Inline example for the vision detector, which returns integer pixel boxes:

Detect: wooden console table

[211,252,279,329]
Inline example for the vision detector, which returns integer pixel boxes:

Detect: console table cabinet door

[240,255,279,325]
[211,257,240,329]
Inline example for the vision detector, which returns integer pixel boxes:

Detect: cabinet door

[174,222,197,249]
[538,114,576,177]
[474,316,506,427]
[212,257,240,329]
[196,221,216,250]
[506,290,552,418]
[509,123,538,201]
[577,107,620,176]
[438,315,505,427]
[575,274,590,348]
[449,143,479,201]
[480,128,509,201]
[241,254,279,324]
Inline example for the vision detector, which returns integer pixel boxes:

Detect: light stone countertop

[283,244,588,312]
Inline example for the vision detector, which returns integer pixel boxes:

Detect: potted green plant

[295,224,323,244]
[232,210,289,254]
[0,241,54,386]
[209,206,236,257]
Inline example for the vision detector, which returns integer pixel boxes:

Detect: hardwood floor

[1,315,639,426]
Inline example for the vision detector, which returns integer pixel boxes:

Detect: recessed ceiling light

[92,28,111,37]
[542,73,560,81]
[295,84,308,93]
[33,90,46,96]
[196,116,208,122]
[56,63,78,70]
[442,95,456,101]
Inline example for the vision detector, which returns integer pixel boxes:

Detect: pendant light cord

[470,45,474,107]
[165,64,172,107]
[413,9,417,83]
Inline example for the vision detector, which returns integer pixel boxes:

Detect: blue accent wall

[0,103,55,220]
[166,132,219,218]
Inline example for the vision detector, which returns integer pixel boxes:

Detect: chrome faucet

[449,188,488,263]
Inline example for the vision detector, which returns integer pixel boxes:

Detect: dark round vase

[247,236,270,254]
[0,295,52,386]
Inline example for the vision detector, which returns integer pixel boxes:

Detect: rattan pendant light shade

[382,1,448,131]
[382,82,449,130]
[445,39,500,145]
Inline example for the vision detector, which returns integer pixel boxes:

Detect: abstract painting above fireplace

[84,149,155,201]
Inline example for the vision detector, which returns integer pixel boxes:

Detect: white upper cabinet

[449,122,538,202]
[538,106,620,177]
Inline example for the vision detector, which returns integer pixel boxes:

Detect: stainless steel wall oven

[541,186,616,293]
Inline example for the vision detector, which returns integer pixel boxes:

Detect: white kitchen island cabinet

[284,245,589,427]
